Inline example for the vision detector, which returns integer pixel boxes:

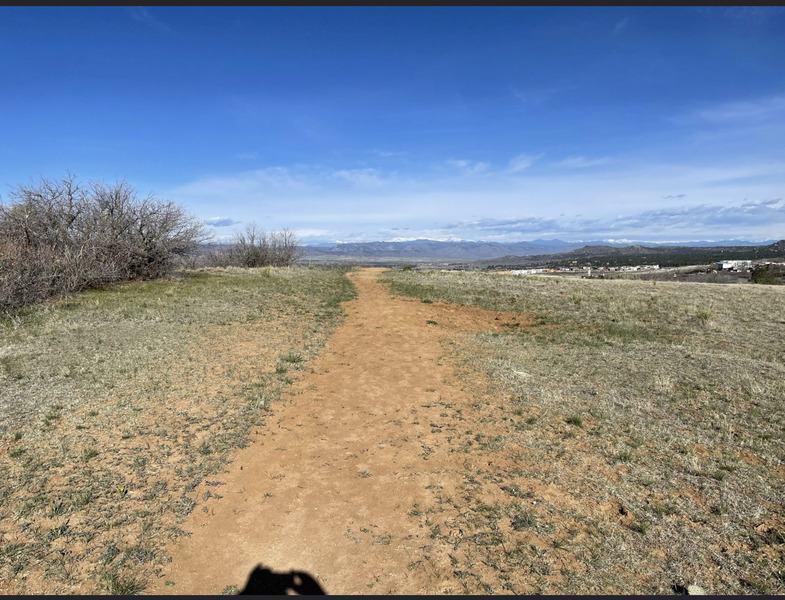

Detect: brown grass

[383,269,785,594]
[0,266,355,594]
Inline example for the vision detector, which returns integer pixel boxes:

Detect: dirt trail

[149,268,515,595]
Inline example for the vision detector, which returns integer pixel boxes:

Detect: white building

[511,268,545,275]
[717,260,752,270]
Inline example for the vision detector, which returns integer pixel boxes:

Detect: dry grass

[0,266,355,594]
[383,269,785,595]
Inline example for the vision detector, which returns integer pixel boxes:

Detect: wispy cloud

[205,217,241,227]
[445,159,490,175]
[696,94,785,123]
[236,152,260,160]
[444,216,561,234]
[169,155,785,244]
[611,17,630,36]
[370,149,407,158]
[613,198,785,230]
[553,156,610,169]
[509,86,562,108]
[332,168,389,187]
[439,198,785,241]
[128,7,174,34]
[720,7,785,22]
[510,87,529,104]
[169,166,321,210]
[507,153,541,173]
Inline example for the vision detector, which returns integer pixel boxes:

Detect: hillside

[473,239,785,269]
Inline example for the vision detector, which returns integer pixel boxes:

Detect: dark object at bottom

[240,564,326,595]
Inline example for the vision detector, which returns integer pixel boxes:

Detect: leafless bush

[232,223,270,267]
[0,174,210,314]
[272,227,305,267]
[202,224,304,268]
[88,180,210,279]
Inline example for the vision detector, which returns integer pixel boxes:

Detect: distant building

[617,265,659,271]
[717,260,752,270]
[511,268,545,275]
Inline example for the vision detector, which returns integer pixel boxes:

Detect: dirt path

[148,268,513,595]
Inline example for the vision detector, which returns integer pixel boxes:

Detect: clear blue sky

[1,7,784,244]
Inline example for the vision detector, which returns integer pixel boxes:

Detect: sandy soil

[148,268,524,595]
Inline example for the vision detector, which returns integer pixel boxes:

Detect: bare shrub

[271,227,305,267]
[0,241,62,312]
[0,174,210,314]
[207,224,304,268]
[88,180,209,279]
[233,223,270,267]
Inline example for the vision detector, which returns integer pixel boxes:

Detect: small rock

[687,584,706,595]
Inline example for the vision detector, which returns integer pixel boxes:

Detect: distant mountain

[301,238,777,262]
[302,239,583,260]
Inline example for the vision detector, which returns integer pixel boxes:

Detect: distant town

[502,258,785,285]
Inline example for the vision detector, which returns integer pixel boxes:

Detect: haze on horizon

[1,7,783,245]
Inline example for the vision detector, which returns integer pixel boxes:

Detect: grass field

[383,269,785,594]
[2,264,783,595]
[0,266,355,594]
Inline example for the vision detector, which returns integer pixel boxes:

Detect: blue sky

[1,6,784,244]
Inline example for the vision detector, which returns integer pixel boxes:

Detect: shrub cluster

[749,263,784,285]
[0,174,209,314]
[195,224,305,268]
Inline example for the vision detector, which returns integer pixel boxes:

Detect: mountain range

[302,238,779,262]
